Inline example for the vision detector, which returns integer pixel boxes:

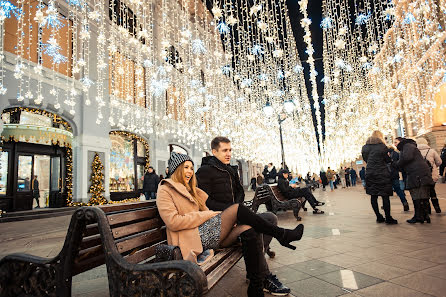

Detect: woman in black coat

[395,137,434,223]
[361,131,398,224]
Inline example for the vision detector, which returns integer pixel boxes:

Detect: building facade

[0,0,256,212]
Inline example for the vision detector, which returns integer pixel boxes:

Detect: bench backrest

[270,185,287,202]
[72,201,166,276]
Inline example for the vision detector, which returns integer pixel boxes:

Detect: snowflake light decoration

[191,39,206,54]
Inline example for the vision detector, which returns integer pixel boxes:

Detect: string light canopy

[320,0,445,169]
[0,0,321,173]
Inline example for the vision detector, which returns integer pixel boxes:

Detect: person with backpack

[394,137,435,223]
[326,167,335,191]
[416,138,442,213]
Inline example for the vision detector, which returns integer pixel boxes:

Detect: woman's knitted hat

[168,152,194,176]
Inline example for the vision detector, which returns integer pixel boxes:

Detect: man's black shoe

[263,274,290,296]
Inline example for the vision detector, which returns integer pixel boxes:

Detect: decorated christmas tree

[89,153,106,205]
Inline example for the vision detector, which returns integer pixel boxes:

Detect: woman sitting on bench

[278,169,325,214]
[157,152,304,297]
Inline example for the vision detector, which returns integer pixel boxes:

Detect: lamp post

[278,113,286,168]
[263,100,295,169]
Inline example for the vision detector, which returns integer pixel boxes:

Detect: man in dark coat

[196,136,290,296]
[277,170,325,214]
[388,147,409,211]
[362,133,398,224]
[320,170,328,191]
[395,138,434,223]
[359,167,366,188]
[142,166,159,199]
[350,169,357,186]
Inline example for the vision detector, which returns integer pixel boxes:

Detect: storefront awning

[1,124,73,147]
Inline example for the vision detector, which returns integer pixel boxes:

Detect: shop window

[109,132,148,193]
[137,164,144,190]
[17,155,32,191]
[20,111,52,127]
[110,134,135,192]
[137,140,145,157]
[0,152,9,195]
[109,51,146,108]
[4,0,73,76]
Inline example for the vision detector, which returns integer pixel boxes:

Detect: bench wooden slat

[79,234,102,250]
[115,229,166,254]
[112,218,162,239]
[76,245,103,263]
[107,208,158,226]
[206,249,243,290]
[201,248,237,275]
[98,201,156,213]
[124,241,166,264]
[72,254,106,276]
[84,223,99,237]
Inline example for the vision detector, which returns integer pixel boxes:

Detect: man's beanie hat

[168,152,194,176]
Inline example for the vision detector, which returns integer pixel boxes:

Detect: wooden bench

[269,185,306,221]
[243,185,272,213]
[0,201,242,297]
[244,185,306,221]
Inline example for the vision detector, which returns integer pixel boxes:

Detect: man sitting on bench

[278,169,325,214]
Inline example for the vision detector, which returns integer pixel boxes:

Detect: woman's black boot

[421,200,431,223]
[239,229,265,297]
[237,204,304,250]
[431,198,442,213]
[407,200,424,224]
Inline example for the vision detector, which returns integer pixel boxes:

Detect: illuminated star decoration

[320,17,333,29]
[294,65,304,73]
[217,21,230,34]
[150,78,169,97]
[402,12,416,25]
[355,13,370,25]
[0,0,21,19]
[41,39,68,64]
[221,65,231,75]
[251,44,264,55]
[43,6,66,29]
[66,0,84,7]
[191,39,206,54]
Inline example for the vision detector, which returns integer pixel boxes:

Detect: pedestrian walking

[359,167,366,188]
[326,167,336,191]
[143,166,160,200]
[339,168,346,188]
[320,169,328,191]
[350,168,358,186]
[361,130,398,224]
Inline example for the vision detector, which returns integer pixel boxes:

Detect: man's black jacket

[196,156,244,211]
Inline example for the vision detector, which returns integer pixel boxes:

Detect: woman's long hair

[371,130,385,144]
[170,162,207,211]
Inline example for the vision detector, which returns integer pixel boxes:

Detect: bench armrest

[0,253,60,296]
[107,259,207,297]
[155,244,183,262]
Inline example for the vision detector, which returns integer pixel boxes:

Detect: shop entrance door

[33,155,51,208]
[15,155,33,211]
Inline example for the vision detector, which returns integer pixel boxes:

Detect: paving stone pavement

[1,184,446,297]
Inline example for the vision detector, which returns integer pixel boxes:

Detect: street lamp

[262,101,274,117]
[263,100,295,168]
